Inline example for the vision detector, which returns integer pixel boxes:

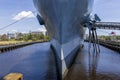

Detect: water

[64,42,120,80]
[0,42,58,80]
[0,42,120,80]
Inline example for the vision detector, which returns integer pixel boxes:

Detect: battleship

[33,0,94,79]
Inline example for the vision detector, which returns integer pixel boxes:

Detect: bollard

[3,73,23,80]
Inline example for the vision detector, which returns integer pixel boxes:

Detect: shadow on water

[43,49,60,80]
[64,42,120,80]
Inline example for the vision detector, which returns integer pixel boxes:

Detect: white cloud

[21,31,27,34]
[6,29,18,33]
[12,30,17,32]
[38,26,47,32]
[13,11,35,20]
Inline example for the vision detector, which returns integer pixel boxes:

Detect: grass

[0,41,25,46]
[0,39,49,46]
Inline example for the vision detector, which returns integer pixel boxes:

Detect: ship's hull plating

[33,0,93,79]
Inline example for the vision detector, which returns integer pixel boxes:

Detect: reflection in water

[64,43,120,80]
[64,49,88,80]
[88,42,100,80]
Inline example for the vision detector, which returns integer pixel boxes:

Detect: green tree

[27,33,32,40]
[23,35,28,41]
[1,34,8,41]
[44,36,50,40]
[39,33,44,39]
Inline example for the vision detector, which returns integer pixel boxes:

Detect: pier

[0,40,48,53]
[99,40,120,53]
[85,40,120,53]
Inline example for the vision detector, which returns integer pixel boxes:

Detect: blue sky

[0,0,120,35]
[91,0,120,35]
[0,0,42,34]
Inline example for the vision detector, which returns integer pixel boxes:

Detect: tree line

[98,35,120,41]
[0,32,50,41]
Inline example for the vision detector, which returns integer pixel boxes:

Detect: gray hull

[33,0,93,79]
